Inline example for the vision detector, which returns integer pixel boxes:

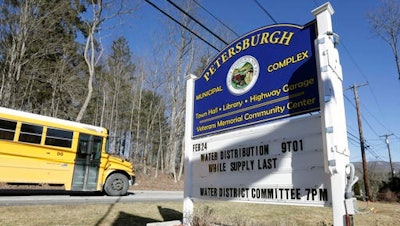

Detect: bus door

[72,134,102,191]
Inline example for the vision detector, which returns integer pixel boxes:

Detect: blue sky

[111,0,400,163]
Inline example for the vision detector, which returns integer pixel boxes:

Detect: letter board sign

[190,115,330,206]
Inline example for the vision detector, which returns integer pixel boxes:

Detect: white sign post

[184,3,353,226]
[183,74,196,225]
[313,3,352,225]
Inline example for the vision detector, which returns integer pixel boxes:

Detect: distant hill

[352,161,400,175]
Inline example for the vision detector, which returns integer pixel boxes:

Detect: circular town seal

[226,55,259,95]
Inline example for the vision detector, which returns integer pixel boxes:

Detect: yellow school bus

[0,107,135,196]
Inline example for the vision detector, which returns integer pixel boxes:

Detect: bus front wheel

[104,173,129,196]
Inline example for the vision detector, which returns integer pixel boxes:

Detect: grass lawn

[0,200,399,225]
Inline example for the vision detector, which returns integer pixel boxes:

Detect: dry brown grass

[0,201,183,226]
[0,200,399,226]
[133,166,184,191]
[192,200,400,226]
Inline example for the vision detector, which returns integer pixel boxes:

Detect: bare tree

[0,0,86,118]
[0,0,32,107]
[76,0,104,122]
[139,54,169,177]
[161,1,202,182]
[76,0,138,122]
[0,0,55,108]
[133,70,144,159]
[367,0,400,79]
[155,112,165,178]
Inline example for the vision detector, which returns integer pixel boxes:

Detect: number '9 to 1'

[281,140,303,153]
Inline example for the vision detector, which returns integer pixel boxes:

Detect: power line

[343,93,356,108]
[253,0,277,24]
[347,124,360,139]
[336,34,382,110]
[192,0,240,37]
[360,111,380,137]
[347,131,385,161]
[345,79,395,139]
[337,32,388,137]
[345,94,393,163]
[166,0,229,45]
[345,93,380,137]
[366,147,385,162]
[347,131,361,146]
[144,0,220,52]
[359,99,397,137]
[346,87,396,139]
[347,131,360,141]
[345,92,391,139]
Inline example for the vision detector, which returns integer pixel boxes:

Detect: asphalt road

[0,190,183,206]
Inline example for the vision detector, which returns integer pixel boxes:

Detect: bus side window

[92,136,102,161]
[0,119,17,141]
[78,134,90,156]
[19,123,43,144]
[45,128,73,148]
[77,134,102,160]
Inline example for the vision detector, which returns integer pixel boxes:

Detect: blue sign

[193,22,319,137]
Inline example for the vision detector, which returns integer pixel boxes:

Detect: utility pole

[349,83,371,201]
[380,133,394,181]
